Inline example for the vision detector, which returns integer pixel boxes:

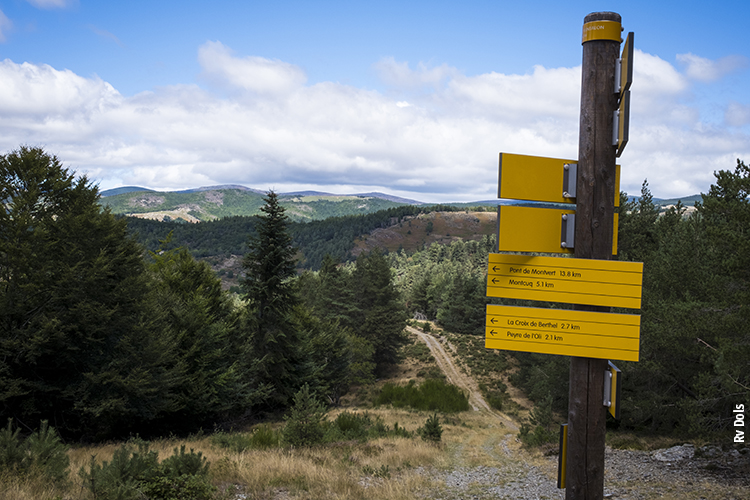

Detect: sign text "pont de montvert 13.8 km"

[486,253,643,310]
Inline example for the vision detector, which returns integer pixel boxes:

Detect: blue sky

[1,0,748,202]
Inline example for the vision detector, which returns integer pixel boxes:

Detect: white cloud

[676,53,749,82]
[0,10,11,43]
[0,44,747,202]
[373,57,459,88]
[198,41,306,95]
[0,59,121,116]
[725,102,750,127]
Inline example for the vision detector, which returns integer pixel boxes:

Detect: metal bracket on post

[612,109,620,147]
[603,370,613,408]
[561,213,575,249]
[562,163,577,198]
[614,58,622,95]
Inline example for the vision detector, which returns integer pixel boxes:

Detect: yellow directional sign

[607,361,623,419]
[486,253,643,309]
[485,304,641,361]
[498,153,621,206]
[618,32,634,99]
[497,206,619,255]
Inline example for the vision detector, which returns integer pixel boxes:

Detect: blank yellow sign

[486,253,643,309]
[486,304,641,361]
[498,153,620,206]
[497,206,619,255]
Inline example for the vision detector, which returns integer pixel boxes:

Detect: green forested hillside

[100,188,409,222]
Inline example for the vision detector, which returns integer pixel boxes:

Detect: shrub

[375,379,469,413]
[418,414,443,443]
[0,419,69,483]
[282,384,328,447]
[79,440,215,500]
[211,425,281,452]
[332,411,371,440]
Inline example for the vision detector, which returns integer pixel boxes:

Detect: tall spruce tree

[242,191,305,409]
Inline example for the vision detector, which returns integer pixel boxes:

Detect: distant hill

[100,186,155,197]
[99,187,415,222]
[101,184,702,222]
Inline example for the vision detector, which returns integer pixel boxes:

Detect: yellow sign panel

[582,20,622,43]
[619,32,634,98]
[616,90,630,158]
[498,153,621,207]
[485,304,641,361]
[497,206,619,255]
[486,253,643,309]
[608,361,622,419]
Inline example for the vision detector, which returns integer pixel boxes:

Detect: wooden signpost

[484,11,638,500]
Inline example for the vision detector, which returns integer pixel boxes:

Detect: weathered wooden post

[566,11,622,500]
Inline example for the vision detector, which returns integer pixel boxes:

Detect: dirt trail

[406,326,518,432]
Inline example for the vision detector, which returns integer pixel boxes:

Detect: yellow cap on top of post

[582,20,621,43]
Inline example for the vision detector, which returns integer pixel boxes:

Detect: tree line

[0,147,407,440]
[125,201,469,269]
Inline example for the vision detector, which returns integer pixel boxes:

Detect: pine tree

[242,191,305,409]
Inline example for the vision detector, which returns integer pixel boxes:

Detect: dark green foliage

[0,146,180,439]
[395,236,496,332]
[0,420,69,483]
[79,440,215,500]
[435,270,487,335]
[375,379,470,413]
[615,161,750,436]
[242,191,306,409]
[159,445,210,478]
[210,425,280,452]
[140,474,217,500]
[147,244,256,430]
[351,251,409,372]
[517,394,557,447]
[418,413,442,443]
[282,384,328,447]
[508,353,570,415]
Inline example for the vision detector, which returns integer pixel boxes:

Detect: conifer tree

[352,251,408,373]
[0,146,178,438]
[242,191,305,409]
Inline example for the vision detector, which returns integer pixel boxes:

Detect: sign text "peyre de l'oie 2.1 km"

[486,304,640,361]
[486,253,643,309]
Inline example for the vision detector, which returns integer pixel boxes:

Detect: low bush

[418,413,443,443]
[282,384,328,447]
[212,425,281,452]
[79,439,216,500]
[0,419,69,483]
[375,379,470,413]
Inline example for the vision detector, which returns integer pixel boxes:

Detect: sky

[1,0,749,203]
